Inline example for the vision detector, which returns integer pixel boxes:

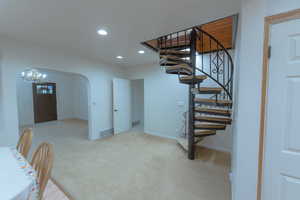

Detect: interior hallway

[29,119,231,200]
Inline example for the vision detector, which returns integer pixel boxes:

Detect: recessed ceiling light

[116,56,124,59]
[138,50,145,54]
[97,29,108,36]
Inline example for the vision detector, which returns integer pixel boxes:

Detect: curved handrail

[194,27,234,100]
[157,26,234,100]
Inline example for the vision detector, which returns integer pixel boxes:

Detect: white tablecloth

[0,147,38,200]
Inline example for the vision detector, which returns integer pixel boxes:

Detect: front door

[113,78,131,134]
[32,82,57,123]
[263,19,300,199]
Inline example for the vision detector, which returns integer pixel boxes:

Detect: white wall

[0,36,125,146]
[53,71,76,120]
[266,0,300,16]
[131,79,144,125]
[231,1,265,198]
[73,75,89,120]
[16,69,88,126]
[0,58,4,143]
[232,1,300,200]
[125,65,188,139]
[16,76,35,126]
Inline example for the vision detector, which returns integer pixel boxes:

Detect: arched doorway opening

[16,68,91,146]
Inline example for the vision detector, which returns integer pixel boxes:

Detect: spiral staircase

[157,27,234,160]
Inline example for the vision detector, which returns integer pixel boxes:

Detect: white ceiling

[0,0,240,67]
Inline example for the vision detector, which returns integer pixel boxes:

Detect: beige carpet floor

[28,119,231,200]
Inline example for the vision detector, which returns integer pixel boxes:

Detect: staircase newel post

[188,29,197,160]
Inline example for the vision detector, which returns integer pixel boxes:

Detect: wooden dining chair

[31,143,54,200]
[16,128,33,158]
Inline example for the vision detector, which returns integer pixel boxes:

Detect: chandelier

[21,68,47,83]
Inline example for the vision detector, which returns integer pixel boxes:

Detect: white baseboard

[144,130,177,140]
[200,143,231,153]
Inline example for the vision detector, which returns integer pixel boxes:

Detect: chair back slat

[16,128,33,158]
[31,143,54,200]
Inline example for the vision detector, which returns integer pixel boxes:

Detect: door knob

[114,109,118,112]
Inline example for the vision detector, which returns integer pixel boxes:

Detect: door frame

[257,8,300,200]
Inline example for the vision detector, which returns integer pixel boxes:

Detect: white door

[263,19,300,200]
[113,78,132,134]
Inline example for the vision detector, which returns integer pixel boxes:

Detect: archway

[16,68,92,140]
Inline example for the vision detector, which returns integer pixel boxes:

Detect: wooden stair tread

[160,49,190,56]
[165,64,192,75]
[195,116,232,124]
[194,123,226,130]
[160,55,185,61]
[194,130,216,136]
[179,75,207,84]
[181,75,204,79]
[194,98,232,106]
[192,87,223,94]
[160,60,178,64]
[166,64,193,72]
[160,60,178,66]
[194,107,231,116]
[180,75,207,80]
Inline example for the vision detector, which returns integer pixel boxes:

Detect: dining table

[0,147,39,200]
